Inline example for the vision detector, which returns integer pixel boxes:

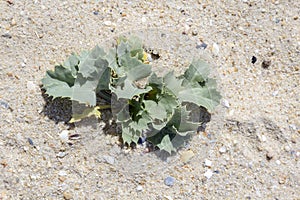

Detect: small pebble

[261,135,267,142]
[180,150,194,163]
[212,43,219,55]
[1,33,12,39]
[275,160,281,165]
[136,185,143,192]
[103,21,112,26]
[192,29,198,36]
[289,124,297,131]
[0,100,10,109]
[57,151,67,158]
[266,152,274,160]
[164,176,175,186]
[103,155,115,165]
[262,60,271,69]
[204,169,213,179]
[222,99,230,108]
[27,138,34,146]
[63,191,73,200]
[58,170,67,176]
[284,146,290,152]
[196,42,208,49]
[59,130,69,142]
[272,91,279,97]
[251,56,257,64]
[219,146,227,154]
[93,11,99,15]
[204,159,212,167]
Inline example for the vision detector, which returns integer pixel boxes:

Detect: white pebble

[204,159,212,167]
[59,130,69,142]
[222,99,230,108]
[57,151,67,158]
[103,21,112,26]
[275,160,281,165]
[103,155,115,165]
[58,170,67,176]
[212,43,220,55]
[219,146,227,153]
[272,91,279,96]
[261,135,267,142]
[284,146,290,152]
[136,185,143,192]
[204,169,213,179]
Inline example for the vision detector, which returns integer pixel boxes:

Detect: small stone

[204,159,212,167]
[266,152,274,160]
[27,138,34,146]
[11,18,17,26]
[103,155,115,165]
[0,100,10,109]
[180,150,194,163]
[164,176,175,186]
[284,146,290,152]
[58,170,67,176]
[63,191,73,200]
[1,33,12,39]
[219,146,227,154]
[196,42,208,49]
[289,124,297,131]
[164,196,173,200]
[103,21,112,26]
[57,151,67,158]
[251,56,257,64]
[275,160,281,165]
[192,29,198,36]
[141,17,146,23]
[272,91,279,96]
[204,169,213,179]
[222,99,230,108]
[136,185,143,192]
[59,130,69,142]
[262,60,271,69]
[212,43,219,55]
[261,135,267,142]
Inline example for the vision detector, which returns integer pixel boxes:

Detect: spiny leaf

[163,71,184,96]
[113,79,152,99]
[157,135,176,154]
[41,73,74,99]
[183,59,211,85]
[78,45,106,78]
[63,53,79,77]
[178,87,221,112]
[121,126,140,144]
[143,100,167,121]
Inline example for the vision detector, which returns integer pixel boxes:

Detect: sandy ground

[0,0,299,199]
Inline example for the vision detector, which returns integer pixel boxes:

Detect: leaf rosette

[42,35,221,154]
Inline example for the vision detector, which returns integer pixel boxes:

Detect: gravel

[0,0,299,199]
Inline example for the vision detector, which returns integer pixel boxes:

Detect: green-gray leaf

[113,79,152,99]
[178,87,221,112]
[157,135,176,154]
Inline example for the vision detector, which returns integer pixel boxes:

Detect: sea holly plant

[42,35,221,154]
